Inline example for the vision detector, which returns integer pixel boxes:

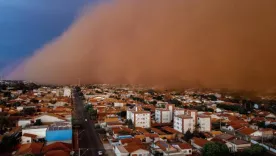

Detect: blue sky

[0,0,92,73]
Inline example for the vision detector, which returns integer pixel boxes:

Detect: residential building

[174,115,194,133]
[226,139,251,153]
[166,104,175,120]
[191,137,210,151]
[250,128,274,141]
[172,143,193,155]
[155,108,171,123]
[155,141,179,155]
[236,127,256,141]
[114,144,149,156]
[197,115,211,132]
[127,106,151,128]
[186,110,198,126]
[63,87,71,97]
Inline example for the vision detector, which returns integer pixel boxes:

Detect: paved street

[73,90,105,156]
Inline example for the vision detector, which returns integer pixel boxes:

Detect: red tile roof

[162,126,181,134]
[17,143,43,155]
[124,144,147,153]
[192,137,209,147]
[120,138,141,145]
[45,150,70,156]
[237,127,256,135]
[177,143,192,149]
[42,142,72,153]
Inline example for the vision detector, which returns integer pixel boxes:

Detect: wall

[155,110,161,123]
[135,113,150,128]
[162,111,171,123]
[198,117,211,132]
[183,118,194,133]
[22,128,47,138]
[21,136,32,144]
[174,116,183,133]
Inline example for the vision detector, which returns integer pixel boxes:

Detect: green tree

[0,135,20,153]
[0,117,12,131]
[0,100,6,106]
[117,111,126,118]
[34,119,42,126]
[23,107,36,116]
[184,130,193,142]
[207,108,214,112]
[203,142,229,156]
[88,107,97,119]
[241,144,266,156]
[257,121,266,128]
[127,119,134,129]
[118,130,130,135]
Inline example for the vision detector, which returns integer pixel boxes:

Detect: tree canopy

[203,142,229,156]
[240,144,266,156]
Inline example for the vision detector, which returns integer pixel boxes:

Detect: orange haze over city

[9,0,276,91]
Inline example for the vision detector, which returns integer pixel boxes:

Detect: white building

[155,108,171,123]
[18,119,32,128]
[166,104,175,120]
[197,115,211,132]
[22,125,48,138]
[174,115,194,133]
[186,110,198,126]
[172,143,193,156]
[127,106,151,128]
[63,87,71,97]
